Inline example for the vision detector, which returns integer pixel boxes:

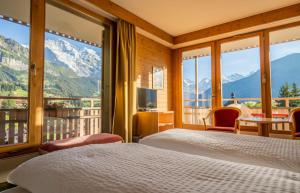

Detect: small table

[237,117,290,137]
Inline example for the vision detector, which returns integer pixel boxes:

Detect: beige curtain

[112,20,136,142]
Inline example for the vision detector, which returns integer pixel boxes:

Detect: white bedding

[8,143,300,193]
[140,129,300,172]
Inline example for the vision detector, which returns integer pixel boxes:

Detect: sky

[183,40,300,82]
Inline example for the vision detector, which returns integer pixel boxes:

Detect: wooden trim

[47,0,113,26]
[264,20,300,33]
[215,41,222,107]
[28,0,45,146]
[211,41,218,109]
[85,0,174,44]
[180,41,213,52]
[174,3,300,44]
[262,31,272,118]
[217,31,262,44]
[101,24,114,133]
[172,49,183,127]
[0,145,38,159]
[0,143,36,154]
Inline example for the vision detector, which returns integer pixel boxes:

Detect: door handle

[30,63,36,76]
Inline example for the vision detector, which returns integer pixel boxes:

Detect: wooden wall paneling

[174,3,300,44]
[28,0,45,146]
[136,34,173,111]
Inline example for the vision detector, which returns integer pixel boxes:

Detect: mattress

[7,143,300,193]
[140,129,300,172]
[1,187,30,193]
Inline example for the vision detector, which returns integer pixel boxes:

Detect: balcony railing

[183,97,300,134]
[0,96,101,146]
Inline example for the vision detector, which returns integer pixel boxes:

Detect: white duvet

[7,143,300,193]
[140,129,300,172]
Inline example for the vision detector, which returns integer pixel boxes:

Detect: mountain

[183,73,247,99]
[222,73,245,83]
[183,53,300,101]
[0,35,102,98]
[203,53,300,99]
[45,38,101,77]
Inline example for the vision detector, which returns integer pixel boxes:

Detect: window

[269,26,300,131]
[43,3,104,142]
[220,36,262,119]
[182,47,212,125]
[0,0,30,146]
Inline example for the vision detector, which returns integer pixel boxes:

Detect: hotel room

[0,0,299,192]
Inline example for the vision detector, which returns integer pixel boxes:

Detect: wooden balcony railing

[183,97,300,134]
[0,96,101,146]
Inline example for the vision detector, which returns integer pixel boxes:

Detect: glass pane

[270,26,300,132]
[0,0,30,146]
[221,36,262,122]
[43,4,104,142]
[182,47,212,125]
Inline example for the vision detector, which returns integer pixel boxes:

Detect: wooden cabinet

[136,111,174,138]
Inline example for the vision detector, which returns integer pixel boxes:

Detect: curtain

[112,19,136,142]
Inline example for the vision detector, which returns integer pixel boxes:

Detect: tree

[278,83,290,98]
[277,82,300,107]
[277,83,290,107]
[290,83,300,107]
[290,83,300,97]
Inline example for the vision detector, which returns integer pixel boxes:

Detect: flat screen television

[137,88,157,111]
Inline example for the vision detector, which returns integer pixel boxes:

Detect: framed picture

[152,66,164,89]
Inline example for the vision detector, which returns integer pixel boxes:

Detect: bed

[4,143,300,193]
[140,129,300,172]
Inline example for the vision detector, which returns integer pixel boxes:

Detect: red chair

[203,107,241,133]
[289,108,300,139]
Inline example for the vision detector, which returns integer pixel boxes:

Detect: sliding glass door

[220,36,262,119]
[182,46,212,125]
[0,0,31,146]
[269,25,300,132]
[42,2,104,142]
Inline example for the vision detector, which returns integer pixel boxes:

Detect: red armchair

[289,108,300,139]
[203,107,241,133]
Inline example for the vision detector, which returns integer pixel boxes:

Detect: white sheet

[1,187,30,193]
[7,143,300,193]
[140,129,300,172]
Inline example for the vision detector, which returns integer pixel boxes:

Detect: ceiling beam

[174,3,300,45]
[49,0,113,26]
[85,0,174,44]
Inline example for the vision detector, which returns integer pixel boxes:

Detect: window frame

[177,22,300,128]
[0,0,114,154]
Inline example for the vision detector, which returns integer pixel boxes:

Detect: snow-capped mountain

[45,38,101,77]
[222,73,245,83]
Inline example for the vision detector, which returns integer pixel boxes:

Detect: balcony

[183,97,300,134]
[0,96,101,146]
